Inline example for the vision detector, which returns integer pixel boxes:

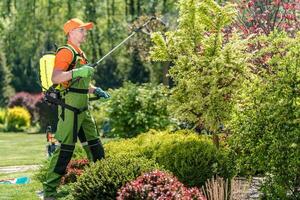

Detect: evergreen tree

[151,0,250,144]
[0,42,14,106]
[127,49,150,83]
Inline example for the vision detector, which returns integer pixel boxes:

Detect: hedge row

[37,130,233,199]
[104,129,234,187]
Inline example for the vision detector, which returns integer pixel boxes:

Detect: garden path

[0,165,40,174]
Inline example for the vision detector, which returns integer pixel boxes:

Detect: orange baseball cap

[63,18,93,35]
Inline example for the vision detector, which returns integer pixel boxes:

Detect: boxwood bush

[5,106,31,131]
[153,134,230,187]
[0,108,5,124]
[69,155,161,200]
[105,129,234,187]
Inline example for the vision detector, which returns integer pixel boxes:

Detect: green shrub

[229,31,300,199]
[90,100,109,136]
[5,106,31,131]
[105,130,234,187]
[94,82,171,138]
[152,131,233,187]
[69,155,161,200]
[104,138,141,158]
[0,108,5,125]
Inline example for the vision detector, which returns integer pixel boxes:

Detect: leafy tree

[150,0,250,145]
[0,42,14,106]
[127,49,150,83]
[0,0,178,92]
[2,0,66,92]
[230,31,300,199]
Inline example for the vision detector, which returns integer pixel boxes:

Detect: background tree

[0,42,14,106]
[0,0,178,93]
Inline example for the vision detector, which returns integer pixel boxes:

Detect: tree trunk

[212,133,220,149]
[129,0,134,20]
[162,62,169,86]
[137,0,141,16]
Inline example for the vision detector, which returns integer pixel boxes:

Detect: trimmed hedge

[105,130,234,187]
[69,155,161,200]
[6,106,31,131]
[0,108,5,124]
[37,131,233,198]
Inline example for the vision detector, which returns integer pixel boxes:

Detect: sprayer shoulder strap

[56,44,80,71]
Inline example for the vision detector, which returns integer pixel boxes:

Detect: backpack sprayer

[40,16,166,156]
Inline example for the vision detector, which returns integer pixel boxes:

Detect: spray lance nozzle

[89,16,167,68]
[133,16,157,32]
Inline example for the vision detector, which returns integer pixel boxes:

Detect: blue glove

[94,87,110,99]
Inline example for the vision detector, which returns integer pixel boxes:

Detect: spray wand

[89,16,163,68]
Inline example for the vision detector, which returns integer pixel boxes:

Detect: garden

[0,0,299,200]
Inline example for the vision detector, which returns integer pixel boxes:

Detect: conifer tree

[0,42,14,106]
[151,0,251,145]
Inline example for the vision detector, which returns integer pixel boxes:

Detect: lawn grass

[0,170,41,200]
[0,132,113,199]
[0,132,46,167]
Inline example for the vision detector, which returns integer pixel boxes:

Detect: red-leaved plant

[235,0,299,36]
[8,92,43,122]
[61,159,89,185]
[225,0,299,73]
[117,170,206,200]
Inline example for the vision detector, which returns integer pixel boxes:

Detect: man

[43,18,109,200]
